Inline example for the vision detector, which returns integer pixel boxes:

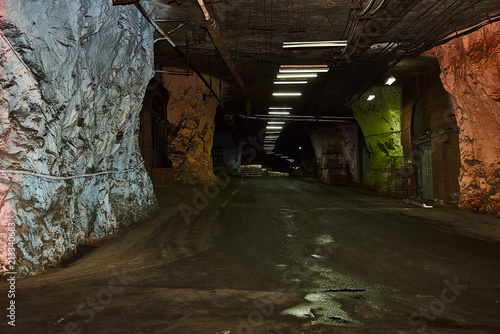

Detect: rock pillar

[163,70,218,185]
[350,87,404,193]
[435,22,500,215]
[0,1,158,275]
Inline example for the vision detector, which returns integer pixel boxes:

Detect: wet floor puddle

[281,291,364,327]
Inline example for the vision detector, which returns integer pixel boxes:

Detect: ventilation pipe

[196,0,251,116]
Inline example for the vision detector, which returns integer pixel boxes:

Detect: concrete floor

[1,177,500,334]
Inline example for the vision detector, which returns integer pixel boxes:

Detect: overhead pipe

[132,2,222,103]
[196,0,252,116]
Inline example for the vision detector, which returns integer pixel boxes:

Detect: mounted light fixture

[274,80,308,85]
[279,69,327,73]
[266,131,281,134]
[385,76,396,85]
[367,95,376,101]
[283,41,347,48]
[278,65,328,73]
[268,121,285,125]
[269,106,292,110]
[280,65,328,69]
[277,73,317,79]
[266,126,283,130]
[269,111,290,115]
[273,92,302,97]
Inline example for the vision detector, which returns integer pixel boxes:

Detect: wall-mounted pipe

[196,0,251,116]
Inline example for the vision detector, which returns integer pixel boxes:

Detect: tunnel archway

[139,81,173,185]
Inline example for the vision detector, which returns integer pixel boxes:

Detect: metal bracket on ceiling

[114,0,222,102]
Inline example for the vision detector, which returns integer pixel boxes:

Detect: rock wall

[163,69,218,185]
[435,22,500,215]
[350,87,404,193]
[309,125,359,185]
[0,0,158,275]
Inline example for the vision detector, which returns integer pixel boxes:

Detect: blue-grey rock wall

[0,0,158,275]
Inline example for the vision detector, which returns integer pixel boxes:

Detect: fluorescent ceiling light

[385,76,396,85]
[277,73,317,79]
[273,92,302,97]
[266,126,283,130]
[280,65,328,68]
[269,106,292,109]
[283,41,347,48]
[367,95,376,101]
[279,69,328,73]
[266,131,281,134]
[274,80,308,85]
[268,121,285,124]
[265,136,279,139]
[269,111,290,115]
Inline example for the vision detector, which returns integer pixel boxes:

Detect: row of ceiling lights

[265,45,343,162]
[266,40,354,165]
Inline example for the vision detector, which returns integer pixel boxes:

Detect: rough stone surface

[350,87,404,193]
[0,0,158,275]
[435,22,500,215]
[163,69,218,185]
[309,125,359,184]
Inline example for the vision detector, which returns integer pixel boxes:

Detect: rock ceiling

[149,0,500,116]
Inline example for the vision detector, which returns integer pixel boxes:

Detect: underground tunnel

[1,0,500,333]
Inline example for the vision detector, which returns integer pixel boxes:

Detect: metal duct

[196,0,251,116]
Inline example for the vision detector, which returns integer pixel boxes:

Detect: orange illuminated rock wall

[163,70,218,185]
[435,22,500,215]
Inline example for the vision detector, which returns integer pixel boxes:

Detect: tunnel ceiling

[150,0,500,117]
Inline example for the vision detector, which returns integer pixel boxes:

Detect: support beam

[196,0,251,115]
[131,2,222,103]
